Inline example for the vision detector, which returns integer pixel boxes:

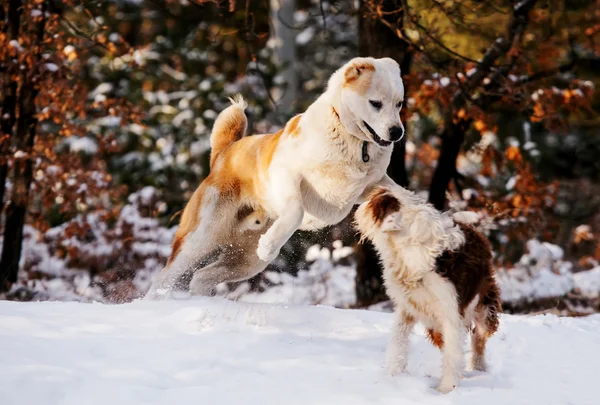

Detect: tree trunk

[427,0,538,210]
[354,0,411,307]
[0,1,45,292]
[0,0,23,212]
[427,118,470,210]
[0,84,39,291]
[269,0,297,113]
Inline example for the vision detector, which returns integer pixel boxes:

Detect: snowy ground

[1,298,599,405]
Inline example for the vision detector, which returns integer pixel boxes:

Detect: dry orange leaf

[474,120,486,132]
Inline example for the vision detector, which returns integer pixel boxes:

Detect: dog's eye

[369,100,382,110]
[396,101,403,110]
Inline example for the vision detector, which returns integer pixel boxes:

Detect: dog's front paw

[387,358,407,376]
[436,378,458,394]
[386,348,408,376]
[257,235,280,262]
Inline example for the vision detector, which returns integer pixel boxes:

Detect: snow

[296,26,316,45]
[505,176,517,190]
[9,39,22,51]
[68,137,98,154]
[160,64,187,81]
[63,45,75,56]
[44,63,59,72]
[451,210,480,224]
[574,267,600,298]
[199,80,211,91]
[0,298,598,405]
[173,109,194,127]
[496,240,576,303]
[90,83,114,99]
[497,267,574,303]
[226,260,356,308]
[1,188,176,303]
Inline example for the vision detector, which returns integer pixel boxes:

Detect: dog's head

[330,57,405,147]
[354,187,404,243]
[355,185,450,249]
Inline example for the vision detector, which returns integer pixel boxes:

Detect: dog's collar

[362,141,370,163]
[331,106,371,163]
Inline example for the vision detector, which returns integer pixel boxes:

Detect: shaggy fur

[145,57,406,299]
[354,185,501,393]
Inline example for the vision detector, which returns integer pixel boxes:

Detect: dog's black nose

[389,126,404,142]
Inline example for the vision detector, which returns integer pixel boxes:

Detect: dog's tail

[479,280,502,335]
[210,95,248,168]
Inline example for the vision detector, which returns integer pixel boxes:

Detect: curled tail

[210,95,248,168]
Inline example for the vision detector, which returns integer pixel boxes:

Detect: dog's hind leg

[144,186,236,300]
[189,260,269,296]
[189,250,269,296]
[144,247,220,300]
[427,328,444,350]
[387,311,415,376]
[471,283,501,371]
[188,261,233,296]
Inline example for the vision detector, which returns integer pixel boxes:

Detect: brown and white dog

[145,57,406,299]
[354,186,501,393]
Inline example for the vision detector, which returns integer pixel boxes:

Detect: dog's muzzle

[363,121,392,147]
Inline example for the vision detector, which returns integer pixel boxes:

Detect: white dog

[354,186,501,393]
[145,57,405,299]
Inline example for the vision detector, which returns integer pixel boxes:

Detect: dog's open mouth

[363,121,392,147]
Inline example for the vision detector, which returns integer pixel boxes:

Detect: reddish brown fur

[366,188,401,225]
[427,329,444,349]
[433,223,501,318]
[344,61,375,83]
[209,108,247,168]
[167,112,304,267]
[286,114,302,137]
[343,61,375,94]
[260,129,284,175]
[424,222,502,350]
[167,182,208,265]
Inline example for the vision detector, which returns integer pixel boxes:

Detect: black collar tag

[362,141,370,163]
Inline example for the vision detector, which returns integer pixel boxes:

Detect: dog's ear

[344,59,375,84]
[381,212,403,233]
[367,190,401,227]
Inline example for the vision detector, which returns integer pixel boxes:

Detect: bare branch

[319,0,327,31]
[395,0,479,64]
[452,0,539,107]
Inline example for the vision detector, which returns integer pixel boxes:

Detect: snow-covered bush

[1,187,175,303]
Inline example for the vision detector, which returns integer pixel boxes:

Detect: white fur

[255,57,405,261]
[145,57,406,298]
[357,185,459,278]
[354,185,469,393]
